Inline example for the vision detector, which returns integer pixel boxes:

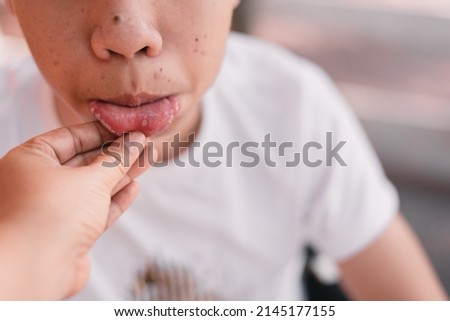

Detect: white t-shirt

[0,33,398,300]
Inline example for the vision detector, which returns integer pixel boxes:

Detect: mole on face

[113,15,121,24]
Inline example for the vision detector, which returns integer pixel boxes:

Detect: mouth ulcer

[89,95,180,137]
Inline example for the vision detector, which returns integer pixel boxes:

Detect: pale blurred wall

[0,0,22,36]
[243,0,450,190]
[0,0,29,66]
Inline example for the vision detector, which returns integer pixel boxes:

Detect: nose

[91,11,162,60]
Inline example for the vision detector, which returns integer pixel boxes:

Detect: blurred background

[1,0,449,298]
[0,0,28,66]
[233,0,450,296]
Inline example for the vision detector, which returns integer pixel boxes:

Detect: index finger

[27,122,117,164]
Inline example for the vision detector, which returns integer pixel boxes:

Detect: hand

[0,122,152,300]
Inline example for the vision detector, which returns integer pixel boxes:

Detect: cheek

[190,32,229,91]
[22,22,84,96]
[34,42,75,95]
[176,15,231,91]
[165,2,232,61]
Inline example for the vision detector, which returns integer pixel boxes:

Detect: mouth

[89,94,181,137]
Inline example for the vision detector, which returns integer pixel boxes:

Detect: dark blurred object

[303,248,347,301]
[397,185,450,294]
[232,1,252,33]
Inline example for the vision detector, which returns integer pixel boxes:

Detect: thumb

[90,132,147,190]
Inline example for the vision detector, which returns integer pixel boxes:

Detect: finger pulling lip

[89,94,180,137]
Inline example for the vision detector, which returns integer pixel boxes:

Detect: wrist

[0,217,74,300]
[0,220,37,299]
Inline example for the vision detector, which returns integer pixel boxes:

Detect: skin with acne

[9,0,240,159]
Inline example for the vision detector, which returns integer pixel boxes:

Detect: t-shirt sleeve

[297,64,399,261]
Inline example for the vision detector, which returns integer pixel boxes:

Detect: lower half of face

[11,0,238,137]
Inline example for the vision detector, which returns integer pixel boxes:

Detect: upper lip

[97,93,168,107]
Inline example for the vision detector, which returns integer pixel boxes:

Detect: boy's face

[9,0,239,136]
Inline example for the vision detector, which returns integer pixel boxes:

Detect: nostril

[91,19,163,59]
[138,46,149,54]
[107,47,152,59]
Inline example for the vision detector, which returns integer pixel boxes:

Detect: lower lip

[89,96,180,136]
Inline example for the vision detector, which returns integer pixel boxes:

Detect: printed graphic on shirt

[131,259,223,301]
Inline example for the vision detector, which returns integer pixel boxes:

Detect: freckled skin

[9,0,240,139]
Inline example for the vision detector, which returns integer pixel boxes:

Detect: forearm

[0,222,38,300]
[0,220,71,300]
[338,214,448,300]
